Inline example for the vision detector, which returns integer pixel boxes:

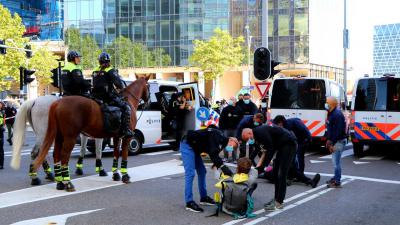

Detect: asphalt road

[0,131,399,225]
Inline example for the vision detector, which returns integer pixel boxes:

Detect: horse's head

[124,75,150,106]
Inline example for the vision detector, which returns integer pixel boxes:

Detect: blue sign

[196,107,210,122]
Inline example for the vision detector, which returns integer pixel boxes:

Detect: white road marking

[5,149,81,157]
[0,159,184,209]
[304,172,400,185]
[241,179,354,225]
[221,183,329,225]
[304,152,318,157]
[360,156,384,160]
[353,161,370,165]
[142,150,175,156]
[173,153,181,156]
[11,209,103,225]
[319,149,353,159]
[310,160,327,164]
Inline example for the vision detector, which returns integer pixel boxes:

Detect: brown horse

[33,76,149,191]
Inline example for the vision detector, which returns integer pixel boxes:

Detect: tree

[64,28,101,70]
[189,28,244,98]
[0,4,58,91]
[29,45,59,85]
[151,48,172,67]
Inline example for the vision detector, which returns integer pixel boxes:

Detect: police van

[350,74,400,156]
[268,77,347,146]
[92,79,217,155]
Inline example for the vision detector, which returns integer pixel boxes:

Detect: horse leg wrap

[54,164,62,182]
[76,157,83,169]
[121,160,128,175]
[28,164,38,178]
[42,161,52,174]
[112,158,118,172]
[95,159,103,173]
[61,165,71,183]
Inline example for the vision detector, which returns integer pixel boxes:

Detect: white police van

[97,79,216,155]
[268,77,347,147]
[350,74,400,156]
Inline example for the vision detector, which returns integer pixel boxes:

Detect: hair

[254,113,264,122]
[273,115,286,125]
[237,157,252,174]
[244,93,251,97]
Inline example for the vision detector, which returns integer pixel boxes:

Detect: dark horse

[33,76,149,191]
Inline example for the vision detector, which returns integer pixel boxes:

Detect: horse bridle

[124,85,150,122]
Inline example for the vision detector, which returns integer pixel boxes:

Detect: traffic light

[0,39,6,55]
[51,68,59,88]
[271,60,281,78]
[253,47,271,80]
[25,44,32,58]
[23,68,35,84]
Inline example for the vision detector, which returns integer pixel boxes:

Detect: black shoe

[0,165,4,170]
[327,181,341,188]
[185,201,204,213]
[326,178,335,185]
[7,138,12,145]
[200,196,216,206]
[310,174,321,188]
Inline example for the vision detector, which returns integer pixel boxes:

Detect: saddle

[100,103,121,133]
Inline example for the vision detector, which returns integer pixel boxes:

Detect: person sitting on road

[214,157,258,218]
[91,52,134,139]
[272,115,321,188]
[180,127,239,213]
[61,51,91,97]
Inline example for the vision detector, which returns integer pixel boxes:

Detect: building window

[147,0,156,16]
[120,0,129,18]
[133,0,142,16]
[147,22,156,41]
[161,0,170,15]
[161,21,170,40]
[278,12,290,36]
[120,23,129,38]
[133,23,143,41]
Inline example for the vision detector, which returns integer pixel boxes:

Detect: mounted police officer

[92,52,134,139]
[61,51,91,96]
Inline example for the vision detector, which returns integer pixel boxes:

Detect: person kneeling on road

[242,125,297,211]
[180,127,239,213]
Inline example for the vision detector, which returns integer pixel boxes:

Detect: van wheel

[128,135,143,156]
[353,142,364,157]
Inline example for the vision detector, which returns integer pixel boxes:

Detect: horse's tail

[33,101,59,171]
[10,99,36,170]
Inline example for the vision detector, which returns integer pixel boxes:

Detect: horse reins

[124,85,150,122]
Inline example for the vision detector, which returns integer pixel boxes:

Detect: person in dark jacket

[61,51,91,96]
[219,96,242,161]
[180,127,239,212]
[0,101,5,169]
[236,113,264,163]
[325,96,347,188]
[237,93,258,116]
[169,92,192,148]
[4,102,17,145]
[242,125,297,211]
[236,93,244,109]
[273,115,320,188]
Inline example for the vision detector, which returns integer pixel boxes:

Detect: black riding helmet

[99,52,111,64]
[67,50,82,62]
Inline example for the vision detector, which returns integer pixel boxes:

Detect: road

[0,131,399,225]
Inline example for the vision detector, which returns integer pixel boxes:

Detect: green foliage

[29,45,59,85]
[189,28,244,81]
[64,28,101,70]
[106,36,172,68]
[0,4,58,91]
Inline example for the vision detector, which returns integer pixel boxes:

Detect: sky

[347,0,400,79]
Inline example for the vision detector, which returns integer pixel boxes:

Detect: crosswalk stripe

[11,209,103,225]
[143,150,175,156]
[0,159,184,209]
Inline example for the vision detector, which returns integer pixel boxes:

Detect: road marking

[241,179,354,225]
[304,172,400,185]
[304,152,318,157]
[221,183,330,225]
[173,153,181,156]
[353,161,370,165]
[360,156,384,160]
[142,150,175,156]
[11,209,103,225]
[5,149,81,157]
[310,160,327,164]
[0,159,184,209]
[319,149,353,159]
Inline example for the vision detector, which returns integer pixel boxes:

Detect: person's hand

[328,145,335,153]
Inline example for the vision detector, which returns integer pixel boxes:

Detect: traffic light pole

[19,67,24,103]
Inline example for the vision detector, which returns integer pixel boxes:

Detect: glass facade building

[373,23,400,76]
[0,0,63,40]
[63,0,310,68]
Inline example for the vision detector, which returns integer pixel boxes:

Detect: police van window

[387,78,400,111]
[270,79,326,110]
[355,79,387,111]
[182,88,194,101]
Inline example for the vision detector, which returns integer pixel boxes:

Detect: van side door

[178,82,201,131]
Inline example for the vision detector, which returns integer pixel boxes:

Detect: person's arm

[109,69,125,90]
[255,131,275,171]
[71,69,91,88]
[251,102,259,114]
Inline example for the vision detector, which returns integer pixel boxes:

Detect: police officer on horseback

[92,52,134,139]
[61,51,91,96]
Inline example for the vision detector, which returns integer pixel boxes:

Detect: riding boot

[120,106,134,139]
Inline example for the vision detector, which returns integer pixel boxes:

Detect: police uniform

[61,62,91,96]
[92,66,132,136]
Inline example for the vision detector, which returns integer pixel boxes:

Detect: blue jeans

[180,140,207,203]
[331,139,346,184]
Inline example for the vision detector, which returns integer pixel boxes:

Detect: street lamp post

[245,25,253,85]
[343,0,349,92]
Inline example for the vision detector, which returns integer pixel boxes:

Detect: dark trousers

[0,129,4,167]
[273,142,297,204]
[6,123,13,140]
[288,142,311,184]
